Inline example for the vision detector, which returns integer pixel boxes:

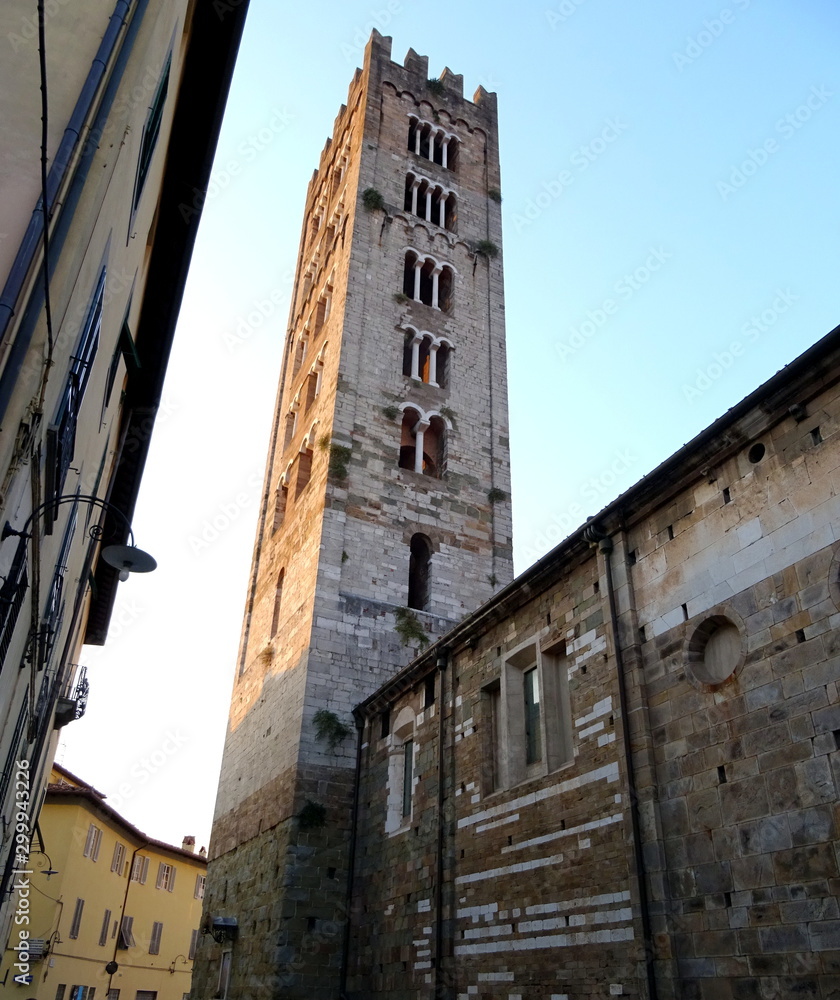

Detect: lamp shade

[101,544,157,579]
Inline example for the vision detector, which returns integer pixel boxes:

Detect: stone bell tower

[194,31,511,999]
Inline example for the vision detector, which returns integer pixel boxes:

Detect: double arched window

[398,404,449,477]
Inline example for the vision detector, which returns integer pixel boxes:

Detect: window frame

[149,921,163,955]
[83,824,102,861]
[69,898,85,939]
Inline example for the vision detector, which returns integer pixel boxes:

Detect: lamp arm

[3,494,136,545]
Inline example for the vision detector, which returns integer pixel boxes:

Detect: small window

[111,842,126,874]
[283,411,297,450]
[155,862,176,892]
[408,534,432,611]
[219,951,232,999]
[83,824,102,861]
[195,873,206,900]
[69,898,85,939]
[118,915,135,948]
[149,921,163,955]
[189,927,200,960]
[270,570,285,638]
[295,447,313,497]
[55,988,67,1000]
[134,55,171,210]
[524,667,542,766]
[131,855,149,884]
[99,908,112,947]
[402,740,414,817]
[273,483,288,532]
[424,674,436,708]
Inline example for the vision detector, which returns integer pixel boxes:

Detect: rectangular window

[156,862,176,891]
[218,950,232,999]
[189,927,200,960]
[194,873,206,900]
[46,269,105,505]
[149,921,163,955]
[0,698,28,807]
[481,679,502,793]
[402,739,414,818]
[0,537,28,670]
[524,667,542,765]
[130,855,149,883]
[98,909,111,947]
[118,915,134,949]
[133,55,171,209]
[83,824,102,861]
[106,992,120,1000]
[111,843,126,874]
[55,987,66,1000]
[69,898,85,939]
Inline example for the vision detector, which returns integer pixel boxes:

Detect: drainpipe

[433,649,448,999]
[583,524,658,1000]
[106,840,149,995]
[0,0,137,423]
[339,710,365,999]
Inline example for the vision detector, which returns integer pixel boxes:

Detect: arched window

[407,117,458,171]
[283,411,297,450]
[398,408,447,477]
[296,445,313,497]
[404,174,457,231]
[270,570,285,637]
[435,341,451,388]
[273,482,288,532]
[402,252,454,311]
[408,534,432,611]
[385,707,417,834]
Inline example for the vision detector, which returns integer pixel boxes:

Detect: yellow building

[0,765,207,1000]
[0,0,247,944]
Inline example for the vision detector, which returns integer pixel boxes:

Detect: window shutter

[98,909,111,947]
[168,866,176,892]
[69,898,84,939]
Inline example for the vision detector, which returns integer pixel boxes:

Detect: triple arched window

[407,116,458,170]
[402,251,454,312]
[401,327,452,387]
[404,173,456,230]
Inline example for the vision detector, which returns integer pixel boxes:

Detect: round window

[687,615,742,686]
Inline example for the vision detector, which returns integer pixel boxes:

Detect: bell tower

[194,31,511,998]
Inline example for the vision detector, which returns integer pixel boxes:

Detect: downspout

[0,0,136,423]
[339,710,365,999]
[584,524,658,1000]
[433,649,448,998]
[106,840,149,995]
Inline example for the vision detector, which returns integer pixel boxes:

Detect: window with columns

[407,116,458,170]
[402,329,452,388]
[398,406,446,477]
[404,173,456,230]
[402,251,454,311]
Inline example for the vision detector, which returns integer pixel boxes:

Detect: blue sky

[61,1,840,847]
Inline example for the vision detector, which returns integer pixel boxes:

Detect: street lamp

[2,493,157,581]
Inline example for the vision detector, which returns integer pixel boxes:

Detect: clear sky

[60,1,840,849]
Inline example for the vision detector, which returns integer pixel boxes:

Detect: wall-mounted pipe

[433,649,448,997]
[0,0,136,424]
[584,523,658,1000]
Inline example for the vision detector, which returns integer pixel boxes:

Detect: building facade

[0,0,247,944]
[196,31,513,1000]
[0,765,206,1000]
[350,324,840,999]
